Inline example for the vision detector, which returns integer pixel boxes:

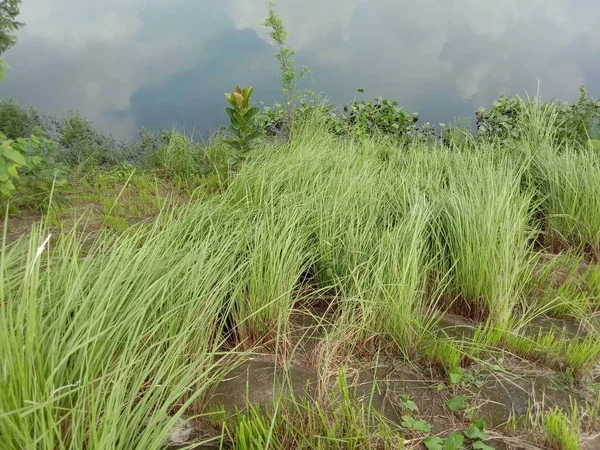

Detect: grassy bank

[2,107,600,449]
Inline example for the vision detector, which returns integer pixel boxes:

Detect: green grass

[534,148,600,259]
[4,109,600,448]
[543,406,580,450]
[227,369,402,450]
[0,204,245,449]
[232,196,312,350]
[433,151,535,326]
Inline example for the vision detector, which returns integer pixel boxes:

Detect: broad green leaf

[223,139,242,151]
[413,420,432,432]
[225,107,238,123]
[232,92,244,108]
[472,419,486,431]
[401,415,416,428]
[2,147,26,166]
[449,367,463,384]
[7,162,19,178]
[472,441,494,450]
[464,423,486,440]
[227,125,243,139]
[245,130,263,141]
[423,436,443,450]
[403,399,418,411]
[401,415,431,432]
[444,432,464,450]
[446,395,467,412]
[225,93,238,109]
[244,107,260,120]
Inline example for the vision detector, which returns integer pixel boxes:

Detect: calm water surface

[2,0,599,138]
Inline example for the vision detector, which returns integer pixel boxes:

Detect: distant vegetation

[2,1,600,450]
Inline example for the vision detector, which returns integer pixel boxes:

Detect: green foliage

[444,117,475,148]
[477,87,600,147]
[446,395,467,413]
[229,370,403,449]
[401,415,432,433]
[464,421,486,440]
[434,153,534,326]
[424,436,444,450]
[0,98,47,139]
[0,206,244,449]
[0,131,25,197]
[58,112,123,168]
[342,90,417,140]
[0,132,67,207]
[145,130,201,178]
[0,0,23,54]
[448,367,464,385]
[534,148,600,259]
[476,96,525,141]
[444,432,464,450]
[554,87,600,146]
[0,59,7,81]
[264,0,308,118]
[542,407,580,450]
[224,86,263,164]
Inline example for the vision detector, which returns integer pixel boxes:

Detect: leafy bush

[342,89,417,139]
[554,87,600,146]
[0,99,47,139]
[57,113,123,168]
[0,132,68,208]
[476,96,525,141]
[477,87,600,146]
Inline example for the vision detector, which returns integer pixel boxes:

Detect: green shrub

[342,90,417,140]
[0,132,68,208]
[0,99,47,139]
[477,87,600,147]
[57,112,122,168]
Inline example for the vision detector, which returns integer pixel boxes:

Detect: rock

[169,418,192,444]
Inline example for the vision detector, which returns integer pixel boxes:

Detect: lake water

[2,0,599,138]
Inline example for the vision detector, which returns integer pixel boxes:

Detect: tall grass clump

[359,192,436,354]
[0,204,246,449]
[533,148,600,259]
[232,196,312,350]
[434,152,535,326]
